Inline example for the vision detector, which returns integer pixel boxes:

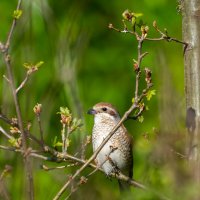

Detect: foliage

[146,90,156,101]
[13,9,22,19]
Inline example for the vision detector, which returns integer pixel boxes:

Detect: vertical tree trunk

[182,0,200,196]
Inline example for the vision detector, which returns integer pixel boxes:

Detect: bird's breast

[92,121,131,175]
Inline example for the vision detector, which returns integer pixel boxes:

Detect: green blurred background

[0,0,188,199]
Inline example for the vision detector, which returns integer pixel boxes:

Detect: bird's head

[87,102,120,123]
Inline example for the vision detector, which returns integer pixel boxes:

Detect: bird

[87,102,133,191]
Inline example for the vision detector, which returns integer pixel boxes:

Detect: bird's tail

[118,180,131,192]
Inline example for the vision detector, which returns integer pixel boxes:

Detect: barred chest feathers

[88,103,133,178]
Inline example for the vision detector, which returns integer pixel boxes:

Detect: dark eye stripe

[109,110,116,116]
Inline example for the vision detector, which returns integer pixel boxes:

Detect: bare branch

[0,0,34,199]
[5,0,22,49]
[3,75,11,84]
[0,113,15,126]
[0,165,12,200]
[0,126,12,139]
[16,73,29,94]
[41,163,80,171]
[80,135,91,160]
[37,114,44,147]
[109,20,188,54]
[61,124,67,154]
[87,146,118,177]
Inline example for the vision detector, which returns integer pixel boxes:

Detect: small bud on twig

[133,63,139,72]
[78,176,88,185]
[122,9,133,21]
[153,20,157,28]
[57,107,72,125]
[10,126,21,134]
[61,114,72,125]
[24,61,44,75]
[33,103,42,115]
[141,26,149,38]
[11,117,18,125]
[108,23,113,29]
[144,67,152,86]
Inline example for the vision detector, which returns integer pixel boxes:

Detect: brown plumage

[88,102,133,191]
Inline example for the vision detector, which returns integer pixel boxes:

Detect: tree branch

[0,1,34,199]
[0,126,12,139]
[16,73,30,94]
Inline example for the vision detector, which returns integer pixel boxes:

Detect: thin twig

[36,114,44,147]
[0,113,13,125]
[0,145,21,152]
[109,24,137,37]
[127,104,145,120]
[109,22,188,54]
[1,0,34,199]
[16,73,29,94]
[5,0,22,48]
[61,124,67,154]
[0,145,47,160]
[3,75,11,84]
[87,146,118,177]
[42,163,80,171]
[0,126,13,139]
[80,135,91,160]
[135,36,144,101]
[0,165,12,200]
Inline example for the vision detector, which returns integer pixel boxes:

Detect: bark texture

[182,0,200,190]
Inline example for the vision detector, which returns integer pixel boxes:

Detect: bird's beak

[87,108,97,115]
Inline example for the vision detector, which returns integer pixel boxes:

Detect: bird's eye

[102,107,107,111]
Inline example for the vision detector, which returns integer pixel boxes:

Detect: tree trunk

[182,0,200,197]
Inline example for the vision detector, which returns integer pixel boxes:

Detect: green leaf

[8,137,17,147]
[8,137,16,145]
[146,90,156,101]
[13,10,22,19]
[132,59,138,64]
[54,142,63,147]
[131,17,136,25]
[52,136,57,146]
[52,136,63,148]
[71,118,82,130]
[132,97,135,103]
[35,61,44,68]
[133,12,143,18]
[57,107,70,116]
[138,115,144,123]
[23,62,32,69]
